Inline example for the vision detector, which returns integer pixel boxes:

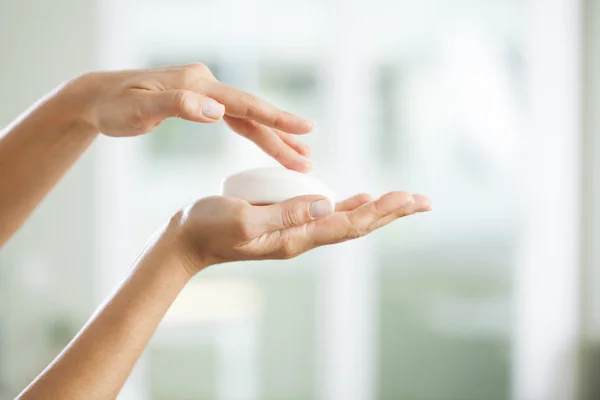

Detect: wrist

[47,73,101,137]
[156,211,213,279]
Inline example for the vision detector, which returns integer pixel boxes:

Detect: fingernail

[310,199,333,218]
[202,99,225,119]
[300,157,313,171]
[289,157,313,173]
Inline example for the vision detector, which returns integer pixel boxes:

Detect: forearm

[0,83,98,246]
[18,219,198,399]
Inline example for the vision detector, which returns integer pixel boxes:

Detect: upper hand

[61,63,314,172]
[170,192,432,276]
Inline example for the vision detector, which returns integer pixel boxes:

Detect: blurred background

[0,0,598,399]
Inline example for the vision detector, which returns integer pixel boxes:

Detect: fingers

[308,191,430,247]
[140,64,313,132]
[346,191,414,228]
[369,194,431,231]
[224,115,313,172]
[335,193,373,212]
[413,194,433,212]
[202,80,314,134]
[273,129,312,157]
[145,90,225,123]
[251,195,334,236]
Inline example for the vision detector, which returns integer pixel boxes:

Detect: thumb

[254,195,334,234]
[147,90,225,123]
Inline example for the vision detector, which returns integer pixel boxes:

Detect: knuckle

[357,193,371,202]
[242,93,258,117]
[282,208,303,228]
[244,92,258,103]
[172,89,188,116]
[180,67,199,86]
[270,146,284,161]
[72,71,103,90]
[189,62,210,74]
[273,113,284,128]
[345,226,363,240]
[397,191,413,204]
[343,214,364,240]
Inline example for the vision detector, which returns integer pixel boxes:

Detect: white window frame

[512,1,582,400]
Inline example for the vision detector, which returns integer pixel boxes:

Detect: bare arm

[16,221,193,399]
[0,88,97,245]
[17,192,431,399]
[0,63,314,247]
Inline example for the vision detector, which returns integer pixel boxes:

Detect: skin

[0,63,313,247]
[17,193,430,399]
[0,63,432,398]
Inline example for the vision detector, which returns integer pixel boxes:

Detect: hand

[172,192,432,275]
[60,63,314,171]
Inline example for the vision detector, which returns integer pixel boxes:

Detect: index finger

[203,80,314,134]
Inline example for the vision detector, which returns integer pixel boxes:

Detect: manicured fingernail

[291,157,313,172]
[310,199,333,218]
[301,157,313,171]
[202,99,225,119]
[301,144,312,157]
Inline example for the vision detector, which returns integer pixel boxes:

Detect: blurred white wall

[1,1,598,400]
[0,0,99,394]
